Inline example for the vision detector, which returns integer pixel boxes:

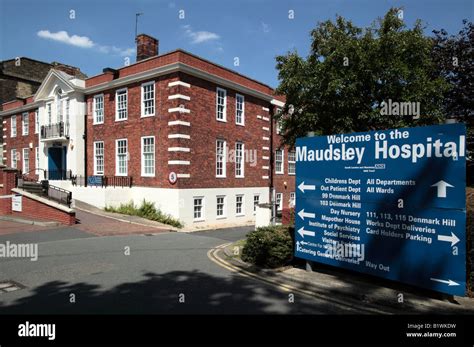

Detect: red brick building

[1,34,295,228]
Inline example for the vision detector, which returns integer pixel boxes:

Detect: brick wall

[10,193,76,225]
[3,109,39,179]
[0,166,75,225]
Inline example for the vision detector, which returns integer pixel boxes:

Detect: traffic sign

[294,124,466,296]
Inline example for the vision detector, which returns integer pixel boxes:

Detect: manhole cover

[0,281,25,293]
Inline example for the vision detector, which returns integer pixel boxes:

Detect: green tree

[432,20,473,181]
[275,8,449,146]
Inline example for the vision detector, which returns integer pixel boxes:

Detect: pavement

[211,242,474,315]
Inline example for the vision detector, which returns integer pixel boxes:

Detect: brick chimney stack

[136,34,159,62]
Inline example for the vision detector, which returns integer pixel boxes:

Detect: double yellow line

[207,242,390,314]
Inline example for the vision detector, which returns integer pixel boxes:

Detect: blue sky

[1,0,472,87]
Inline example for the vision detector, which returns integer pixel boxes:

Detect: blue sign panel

[87,176,103,186]
[295,124,466,296]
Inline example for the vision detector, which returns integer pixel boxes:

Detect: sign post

[295,124,466,296]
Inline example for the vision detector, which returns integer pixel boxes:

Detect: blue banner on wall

[295,124,466,296]
[87,176,103,187]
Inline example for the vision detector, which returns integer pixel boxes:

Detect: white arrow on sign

[298,181,316,193]
[430,278,459,286]
[437,232,460,247]
[297,227,316,238]
[431,180,454,198]
[297,209,316,220]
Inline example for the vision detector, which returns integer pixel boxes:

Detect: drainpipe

[83,101,87,187]
[269,104,275,225]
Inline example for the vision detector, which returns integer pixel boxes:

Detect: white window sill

[115,117,128,122]
[141,114,155,118]
[216,118,227,123]
[193,218,205,222]
[216,216,227,220]
[141,174,155,177]
[93,122,104,125]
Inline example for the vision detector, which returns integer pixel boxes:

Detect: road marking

[207,243,391,314]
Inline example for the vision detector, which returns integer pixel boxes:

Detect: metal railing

[71,175,133,188]
[16,172,72,208]
[40,121,69,140]
[46,183,72,207]
[44,169,72,181]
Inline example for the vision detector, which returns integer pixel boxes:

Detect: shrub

[105,199,183,228]
[241,225,293,268]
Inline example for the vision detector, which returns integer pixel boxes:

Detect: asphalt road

[0,226,361,314]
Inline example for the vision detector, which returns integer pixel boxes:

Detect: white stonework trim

[2,121,6,124]
[168,94,191,101]
[168,160,190,165]
[168,147,191,152]
[168,134,190,139]
[262,127,269,131]
[2,143,6,146]
[262,156,269,160]
[12,188,74,213]
[262,116,269,121]
[2,128,6,131]
[257,115,262,119]
[168,81,191,88]
[177,173,190,178]
[271,99,285,107]
[168,107,191,113]
[262,146,270,150]
[262,166,269,170]
[3,150,6,153]
[262,107,270,112]
[2,135,6,139]
[262,136,270,141]
[262,176,269,179]
[168,120,191,126]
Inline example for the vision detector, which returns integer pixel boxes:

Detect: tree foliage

[432,20,473,163]
[275,8,450,146]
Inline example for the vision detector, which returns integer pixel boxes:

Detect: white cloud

[182,25,220,44]
[37,29,135,57]
[261,22,271,33]
[37,30,94,48]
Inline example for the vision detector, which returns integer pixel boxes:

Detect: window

[22,112,29,135]
[216,140,226,177]
[141,81,155,117]
[22,148,29,173]
[236,195,244,216]
[216,87,227,121]
[288,151,296,175]
[275,149,284,174]
[253,194,260,214]
[289,192,295,207]
[235,94,245,125]
[141,136,155,176]
[11,149,17,168]
[116,139,128,176]
[194,197,204,221]
[35,147,39,173]
[94,95,104,124]
[116,89,128,121]
[35,110,39,134]
[235,142,244,178]
[217,196,226,218]
[94,142,104,175]
[11,115,16,137]
[46,103,52,125]
[65,99,70,124]
[276,193,283,211]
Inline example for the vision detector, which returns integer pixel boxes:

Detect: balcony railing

[71,175,133,188]
[40,122,69,140]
